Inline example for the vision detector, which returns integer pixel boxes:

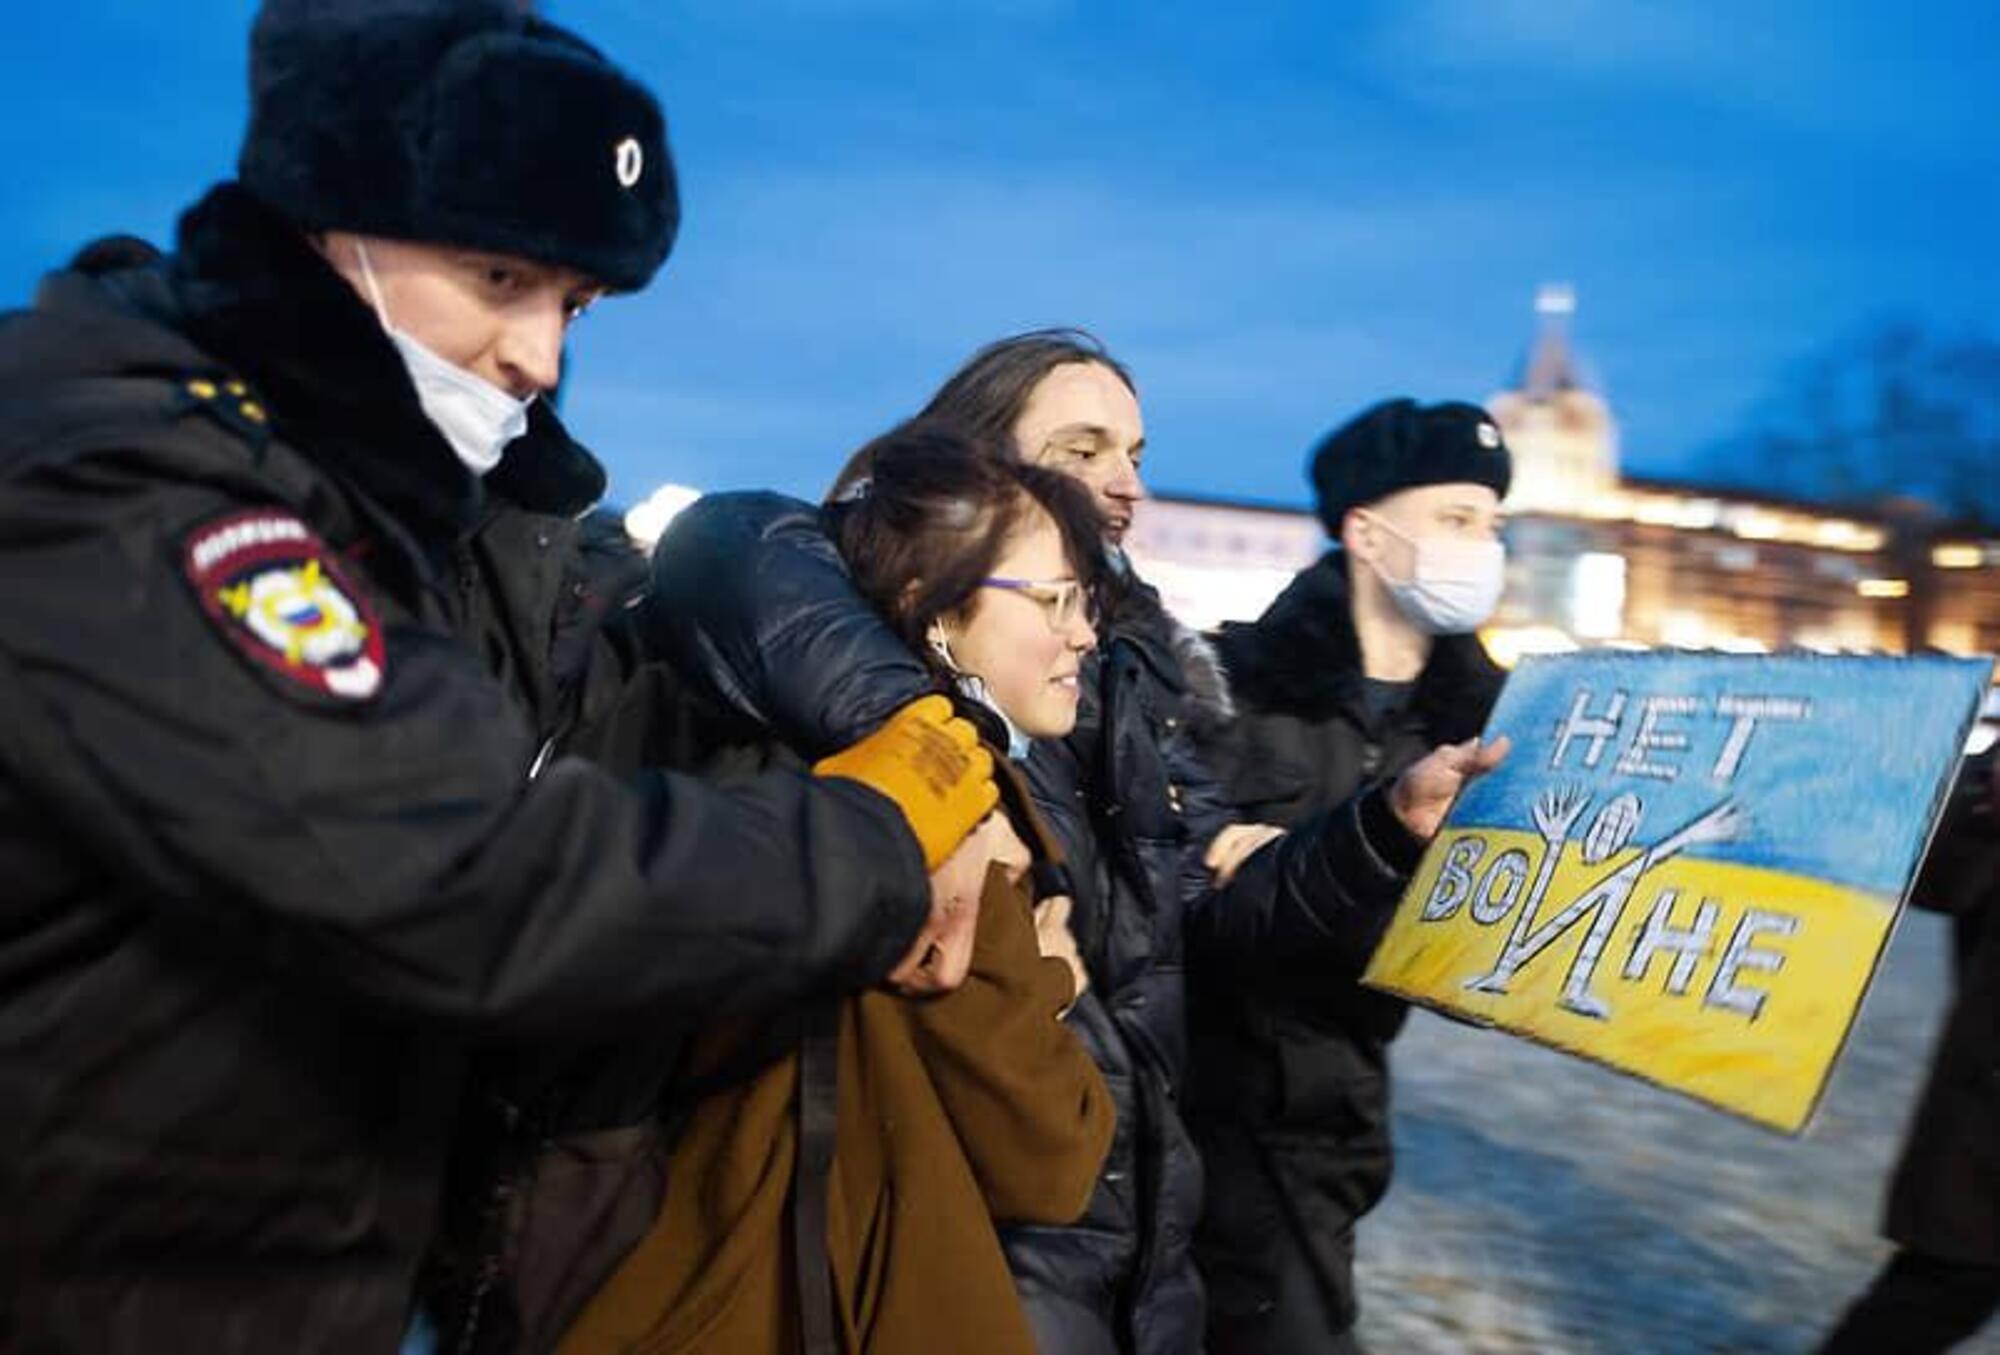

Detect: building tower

[1487,284,1620,513]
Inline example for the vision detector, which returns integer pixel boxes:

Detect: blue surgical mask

[927,622,1033,761]
[955,672,1033,762]
[354,240,535,477]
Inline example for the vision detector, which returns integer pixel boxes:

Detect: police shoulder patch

[182,509,384,701]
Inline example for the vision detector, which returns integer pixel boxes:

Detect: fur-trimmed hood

[1108,577,1236,738]
[1212,549,1501,741]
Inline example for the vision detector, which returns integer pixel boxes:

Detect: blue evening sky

[3,2,1993,510]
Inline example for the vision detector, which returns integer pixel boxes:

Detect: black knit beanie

[1309,398,1512,535]
[238,0,678,291]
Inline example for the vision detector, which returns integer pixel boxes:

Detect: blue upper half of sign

[1451,652,1992,898]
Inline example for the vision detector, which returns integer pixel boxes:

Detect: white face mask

[1366,516,1506,635]
[353,240,535,476]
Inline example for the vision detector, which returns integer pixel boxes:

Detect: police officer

[0,4,994,1351]
[1191,399,1512,1353]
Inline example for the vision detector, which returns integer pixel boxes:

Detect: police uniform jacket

[0,186,931,1353]
[1189,549,1502,1342]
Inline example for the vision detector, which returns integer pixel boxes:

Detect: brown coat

[559,858,1114,1354]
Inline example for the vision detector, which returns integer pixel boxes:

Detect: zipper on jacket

[452,1219,500,1355]
[453,538,478,620]
[454,528,558,783]
[450,1096,525,1355]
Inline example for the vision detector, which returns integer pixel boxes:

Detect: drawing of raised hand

[1533,783,1593,846]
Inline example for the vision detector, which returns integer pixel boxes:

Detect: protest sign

[1362,651,1991,1131]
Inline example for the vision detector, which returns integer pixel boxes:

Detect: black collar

[1214,549,1502,739]
[1105,577,1187,691]
[167,184,605,544]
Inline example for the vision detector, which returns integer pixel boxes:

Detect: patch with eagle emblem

[182,509,384,701]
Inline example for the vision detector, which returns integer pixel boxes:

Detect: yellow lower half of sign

[1361,828,1895,1133]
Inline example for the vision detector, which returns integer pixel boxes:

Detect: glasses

[981,576,1097,631]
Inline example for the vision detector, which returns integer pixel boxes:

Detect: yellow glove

[814,694,999,870]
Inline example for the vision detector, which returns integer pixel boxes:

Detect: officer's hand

[1389,735,1511,841]
[815,695,999,870]
[1204,823,1285,888]
[886,812,1010,994]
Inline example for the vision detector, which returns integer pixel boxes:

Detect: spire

[1487,283,1620,510]
[1513,282,1590,399]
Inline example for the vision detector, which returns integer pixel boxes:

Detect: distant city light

[1932,543,1985,569]
[1482,624,1580,669]
[1658,610,1709,649]
[1727,508,1784,541]
[1856,578,1911,599]
[1929,619,1980,654]
[1713,635,1771,654]
[1535,282,1576,316]
[1569,491,1886,552]
[1569,552,1627,640]
[623,483,702,547]
[1812,519,1876,551]
[1126,554,1294,631]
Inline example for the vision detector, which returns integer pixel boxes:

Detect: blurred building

[1127,285,2000,668]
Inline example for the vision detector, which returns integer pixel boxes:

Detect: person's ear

[1341,508,1373,559]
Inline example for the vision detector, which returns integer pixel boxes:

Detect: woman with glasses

[558,422,1115,1354]
[649,331,1503,1355]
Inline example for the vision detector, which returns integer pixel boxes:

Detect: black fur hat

[239,0,678,291]
[1308,398,1512,535]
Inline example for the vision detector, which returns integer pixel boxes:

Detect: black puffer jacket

[1190,551,1503,1344]
[1888,749,2000,1267]
[651,495,1425,1355]
[0,188,931,1354]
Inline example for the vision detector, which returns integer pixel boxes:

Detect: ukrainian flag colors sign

[1362,652,1991,1132]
